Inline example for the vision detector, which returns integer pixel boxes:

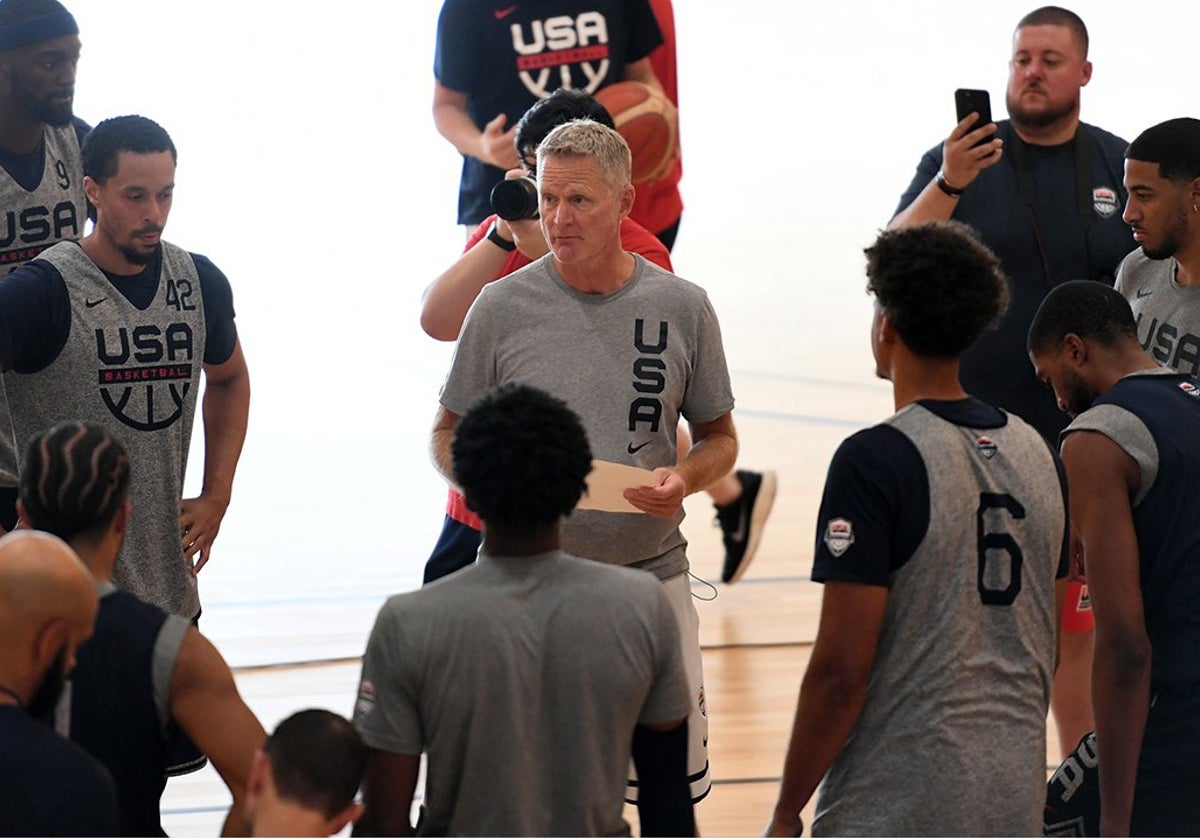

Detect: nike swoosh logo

[1136,288,1154,298]
[494,4,518,19]
[85,297,107,308]
[627,441,651,454]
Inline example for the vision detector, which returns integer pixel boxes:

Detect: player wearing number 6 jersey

[766,222,1069,837]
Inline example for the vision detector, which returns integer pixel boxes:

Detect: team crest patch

[1093,187,1119,218]
[976,436,998,459]
[1180,381,1200,398]
[355,679,376,718]
[823,518,855,557]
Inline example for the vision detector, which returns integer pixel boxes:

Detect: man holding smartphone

[887,5,1134,760]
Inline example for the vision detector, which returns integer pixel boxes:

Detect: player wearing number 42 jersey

[0,115,248,621]
[767,222,1068,838]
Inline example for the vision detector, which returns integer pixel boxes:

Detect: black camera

[490,177,539,221]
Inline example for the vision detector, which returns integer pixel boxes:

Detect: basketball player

[245,709,366,837]
[421,88,774,587]
[0,115,249,621]
[0,529,118,836]
[432,0,666,229]
[768,222,1068,836]
[1115,117,1200,372]
[356,384,694,836]
[18,420,266,836]
[889,7,1137,756]
[0,0,89,533]
[1029,280,1200,836]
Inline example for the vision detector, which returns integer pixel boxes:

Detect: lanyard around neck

[1006,123,1095,287]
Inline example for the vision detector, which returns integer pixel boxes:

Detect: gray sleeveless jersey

[813,404,1065,837]
[0,125,88,487]
[6,241,206,617]
[1115,250,1200,376]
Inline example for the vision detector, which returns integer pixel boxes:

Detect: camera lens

[490,177,539,221]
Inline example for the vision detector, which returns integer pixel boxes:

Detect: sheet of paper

[577,459,655,514]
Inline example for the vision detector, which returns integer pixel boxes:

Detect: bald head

[0,530,97,703]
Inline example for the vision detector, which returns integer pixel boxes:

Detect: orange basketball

[595,81,678,185]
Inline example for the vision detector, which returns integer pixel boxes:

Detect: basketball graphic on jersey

[95,322,194,432]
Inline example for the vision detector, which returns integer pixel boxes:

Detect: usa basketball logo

[976,436,998,459]
[509,13,612,98]
[356,680,376,718]
[1179,381,1200,398]
[94,322,194,432]
[1093,187,1119,218]
[823,518,855,557]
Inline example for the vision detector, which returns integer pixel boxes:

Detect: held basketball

[595,81,678,185]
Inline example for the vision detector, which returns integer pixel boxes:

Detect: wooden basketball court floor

[157,370,1068,837]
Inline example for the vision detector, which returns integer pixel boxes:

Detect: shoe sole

[726,470,778,584]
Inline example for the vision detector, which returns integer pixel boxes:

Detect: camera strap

[1008,122,1095,288]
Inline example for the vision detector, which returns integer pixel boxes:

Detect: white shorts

[626,571,711,803]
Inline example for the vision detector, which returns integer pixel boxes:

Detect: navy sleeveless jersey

[68,588,179,836]
[1067,371,1200,690]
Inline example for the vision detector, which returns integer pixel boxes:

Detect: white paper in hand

[577,459,655,514]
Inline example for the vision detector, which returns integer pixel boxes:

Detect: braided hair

[19,421,130,542]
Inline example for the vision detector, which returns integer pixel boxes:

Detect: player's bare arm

[170,627,266,837]
[768,581,888,836]
[181,339,250,573]
[432,81,520,171]
[355,750,421,837]
[1061,430,1150,837]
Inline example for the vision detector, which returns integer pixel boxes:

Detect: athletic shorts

[1044,731,1099,836]
[1045,688,1200,836]
[626,571,711,804]
[1061,581,1093,633]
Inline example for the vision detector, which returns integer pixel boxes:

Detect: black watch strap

[486,220,516,251]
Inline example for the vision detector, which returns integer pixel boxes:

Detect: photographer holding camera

[420,89,670,344]
[419,88,776,589]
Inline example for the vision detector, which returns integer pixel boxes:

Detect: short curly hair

[453,384,593,533]
[865,221,1010,359]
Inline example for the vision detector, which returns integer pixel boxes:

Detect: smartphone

[955,88,993,146]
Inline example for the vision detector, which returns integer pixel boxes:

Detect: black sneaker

[714,470,777,584]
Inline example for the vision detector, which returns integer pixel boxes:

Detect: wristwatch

[935,169,965,197]
[486,220,516,251]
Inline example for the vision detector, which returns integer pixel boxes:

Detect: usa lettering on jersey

[95,323,195,432]
[629,318,667,434]
[1134,313,1200,376]
[510,12,611,97]
[0,202,81,270]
